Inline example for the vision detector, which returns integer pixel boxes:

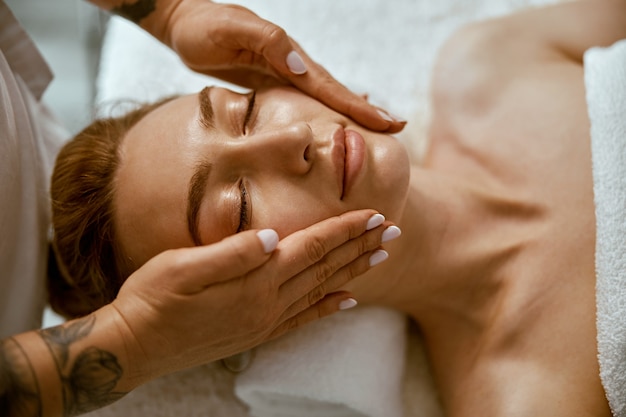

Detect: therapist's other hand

[109,209,395,381]
[152,0,405,133]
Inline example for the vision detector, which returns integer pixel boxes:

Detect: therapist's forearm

[0,308,144,417]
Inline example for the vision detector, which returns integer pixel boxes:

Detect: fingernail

[377,108,406,124]
[376,109,394,122]
[339,298,358,310]
[286,51,307,75]
[369,249,389,266]
[381,226,402,243]
[257,229,279,253]
[388,111,407,123]
[366,213,385,230]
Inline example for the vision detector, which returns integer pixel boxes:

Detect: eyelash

[237,91,255,232]
[242,91,256,134]
[237,180,250,233]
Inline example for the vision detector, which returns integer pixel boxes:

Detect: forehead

[113,94,200,268]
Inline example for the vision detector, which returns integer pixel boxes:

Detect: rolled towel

[585,38,626,417]
[235,306,407,417]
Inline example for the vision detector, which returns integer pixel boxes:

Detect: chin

[372,136,411,222]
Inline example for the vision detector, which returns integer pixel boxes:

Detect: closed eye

[237,180,251,233]
[242,91,256,135]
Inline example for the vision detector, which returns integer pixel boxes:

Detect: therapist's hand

[109,209,397,383]
[148,0,406,133]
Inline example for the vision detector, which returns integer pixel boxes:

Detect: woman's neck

[354,166,540,328]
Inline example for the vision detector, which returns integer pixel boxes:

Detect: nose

[226,122,314,175]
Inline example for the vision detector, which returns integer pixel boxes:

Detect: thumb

[229,14,306,76]
[258,29,308,75]
[158,229,279,291]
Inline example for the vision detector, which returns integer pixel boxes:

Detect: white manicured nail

[388,111,407,123]
[366,213,385,230]
[286,51,307,74]
[257,229,279,253]
[381,226,402,243]
[369,249,389,266]
[376,109,394,122]
[339,298,358,310]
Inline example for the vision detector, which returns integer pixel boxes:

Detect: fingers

[278,221,396,305]
[222,9,406,133]
[267,292,356,340]
[159,229,277,292]
[292,62,407,133]
[270,210,382,284]
[221,8,297,76]
[273,220,401,326]
[256,23,305,75]
[169,2,405,132]
[278,250,380,321]
[281,44,407,133]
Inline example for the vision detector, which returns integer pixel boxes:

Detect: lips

[331,127,365,199]
[331,127,346,197]
[343,129,365,199]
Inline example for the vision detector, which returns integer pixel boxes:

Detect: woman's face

[114,86,410,269]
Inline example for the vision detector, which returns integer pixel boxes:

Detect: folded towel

[235,307,407,417]
[585,38,626,417]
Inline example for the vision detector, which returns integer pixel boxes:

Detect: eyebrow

[199,86,214,129]
[187,160,212,246]
[186,88,216,246]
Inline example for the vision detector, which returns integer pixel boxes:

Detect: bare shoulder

[425,0,625,187]
[429,0,626,126]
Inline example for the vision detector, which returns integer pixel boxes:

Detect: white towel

[585,39,626,417]
[235,307,407,417]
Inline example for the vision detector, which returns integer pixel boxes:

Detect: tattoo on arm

[0,315,126,417]
[0,338,42,417]
[41,315,126,416]
[112,0,157,24]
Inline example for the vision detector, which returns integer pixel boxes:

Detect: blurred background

[6,0,108,326]
[6,0,106,134]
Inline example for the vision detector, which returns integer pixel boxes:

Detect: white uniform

[0,0,67,338]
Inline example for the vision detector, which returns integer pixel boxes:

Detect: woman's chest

[424,235,602,416]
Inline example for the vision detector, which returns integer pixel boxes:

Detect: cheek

[251,186,342,238]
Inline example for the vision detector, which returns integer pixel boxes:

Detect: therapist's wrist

[1,305,150,416]
[142,0,213,48]
[90,0,190,46]
[139,0,188,46]
[45,305,151,394]
[89,304,151,392]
